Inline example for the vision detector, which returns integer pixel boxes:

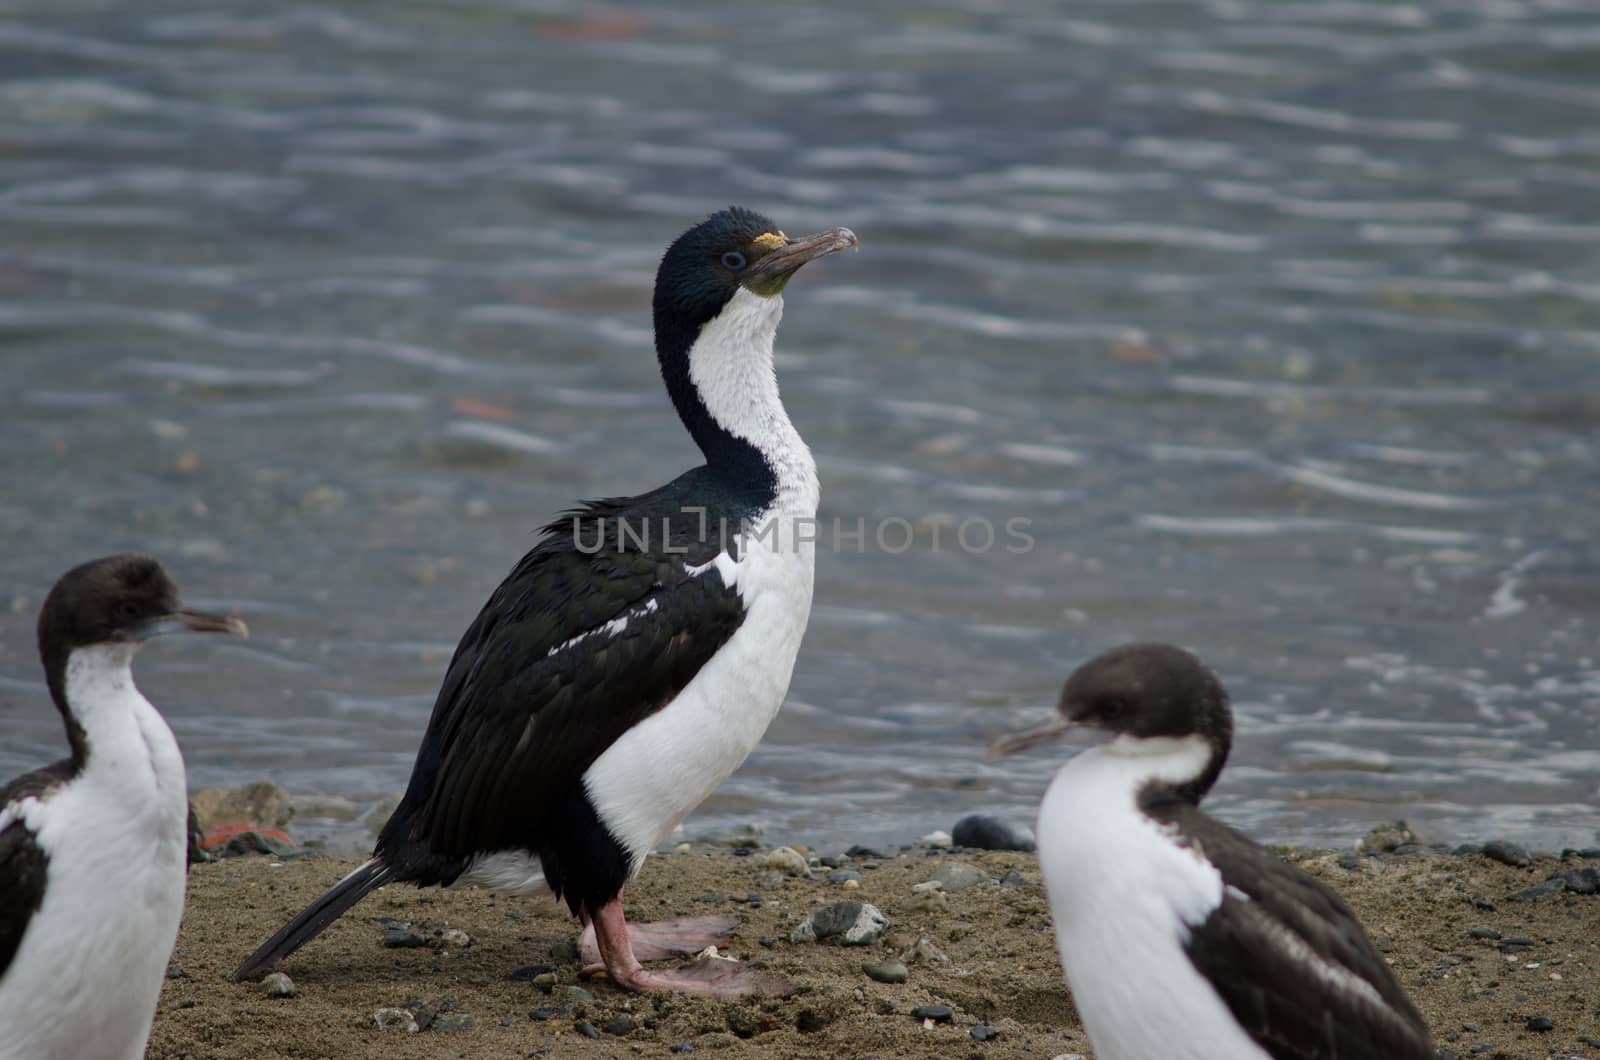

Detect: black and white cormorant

[235,207,856,996]
[989,643,1434,1060]
[0,555,246,1060]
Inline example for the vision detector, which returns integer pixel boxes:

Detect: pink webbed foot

[578,913,738,965]
[578,899,789,997]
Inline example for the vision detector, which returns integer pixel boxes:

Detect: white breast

[1036,739,1271,1060]
[0,645,190,1060]
[583,286,819,873]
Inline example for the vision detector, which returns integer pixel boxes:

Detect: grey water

[1,0,1597,856]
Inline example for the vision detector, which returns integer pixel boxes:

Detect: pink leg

[578,898,790,997]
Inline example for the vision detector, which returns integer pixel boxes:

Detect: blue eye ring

[720,251,747,271]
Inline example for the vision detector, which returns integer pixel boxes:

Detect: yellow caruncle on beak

[751,231,787,250]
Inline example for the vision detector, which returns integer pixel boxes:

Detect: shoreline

[151,837,1600,1059]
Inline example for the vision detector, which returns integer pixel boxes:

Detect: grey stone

[1467,926,1501,940]
[564,985,594,1006]
[432,1014,474,1033]
[261,972,296,998]
[383,927,427,948]
[1552,866,1600,894]
[927,861,989,893]
[575,1020,600,1039]
[602,1014,637,1035]
[1481,839,1531,868]
[373,1007,420,1033]
[911,1003,953,1023]
[790,901,889,945]
[970,1024,999,1041]
[765,846,811,877]
[509,962,559,981]
[863,960,908,984]
[827,869,863,884]
[1505,880,1565,901]
[528,1005,571,1021]
[951,815,1035,852]
[190,782,293,830]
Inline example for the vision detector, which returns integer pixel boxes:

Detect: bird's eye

[117,601,141,621]
[720,251,747,271]
[1099,699,1125,721]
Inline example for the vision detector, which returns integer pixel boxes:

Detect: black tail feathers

[233,858,395,981]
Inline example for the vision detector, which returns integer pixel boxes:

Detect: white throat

[1096,733,1215,794]
[687,287,818,513]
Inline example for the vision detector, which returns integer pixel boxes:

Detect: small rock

[602,1014,637,1035]
[564,986,594,1006]
[863,960,908,984]
[1467,926,1501,940]
[528,1005,571,1021]
[1526,1016,1553,1032]
[373,1007,420,1033]
[790,901,890,945]
[1336,852,1364,871]
[165,964,186,980]
[999,869,1026,886]
[846,845,887,859]
[1505,880,1565,902]
[216,829,311,860]
[841,878,861,891]
[765,846,811,877]
[509,963,559,981]
[1354,821,1415,854]
[532,972,557,991]
[970,1024,1000,1041]
[190,782,293,831]
[669,1044,696,1054]
[900,934,949,965]
[1552,867,1600,894]
[435,928,471,949]
[920,830,953,848]
[382,928,427,949]
[261,972,296,998]
[432,1014,474,1033]
[952,815,1035,852]
[574,1020,600,1039]
[1452,843,1483,856]
[827,869,863,884]
[1481,840,1531,868]
[911,1003,953,1023]
[927,861,989,893]
[1470,895,1496,911]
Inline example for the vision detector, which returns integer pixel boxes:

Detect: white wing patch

[546,597,661,658]
[684,551,739,589]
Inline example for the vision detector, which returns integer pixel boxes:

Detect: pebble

[1552,866,1600,894]
[564,986,594,1005]
[574,1020,600,1039]
[970,1024,1000,1041]
[373,1007,420,1033]
[435,928,471,949]
[846,845,888,859]
[1526,1016,1553,1032]
[911,1003,953,1023]
[382,927,427,949]
[1481,840,1531,868]
[828,869,863,884]
[670,1044,696,1054]
[790,901,890,945]
[952,814,1035,852]
[602,1014,637,1035]
[841,878,861,891]
[900,934,950,965]
[509,963,559,981]
[765,846,811,877]
[432,1014,474,1033]
[260,972,296,998]
[863,960,909,984]
[528,1005,571,1021]
[1505,879,1565,902]
[1467,926,1501,940]
[927,861,989,893]
[165,964,186,980]
[1354,821,1415,854]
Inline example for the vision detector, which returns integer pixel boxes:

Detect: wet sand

[151,843,1600,1059]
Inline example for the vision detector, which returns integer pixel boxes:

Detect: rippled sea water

[2,0,1597,853]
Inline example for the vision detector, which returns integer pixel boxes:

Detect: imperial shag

[0,555,246,1060]
[989,643,1434,1060]
[236,207,856,996]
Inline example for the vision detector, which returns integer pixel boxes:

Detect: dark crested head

[1060,643,1231,743]
[653,206,858,334]
[988,643,1233,802]
[37,554,248,658]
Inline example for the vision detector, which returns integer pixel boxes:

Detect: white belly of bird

[0,652,189,1060]
[584,510,815,875]
[1036,748,1271,1060]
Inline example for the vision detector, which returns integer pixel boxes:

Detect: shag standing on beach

[0,556,246,1060]
[236,207,856,996]
[990,643,1435,1060]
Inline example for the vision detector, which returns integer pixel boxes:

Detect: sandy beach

[148,837,1599,1059]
